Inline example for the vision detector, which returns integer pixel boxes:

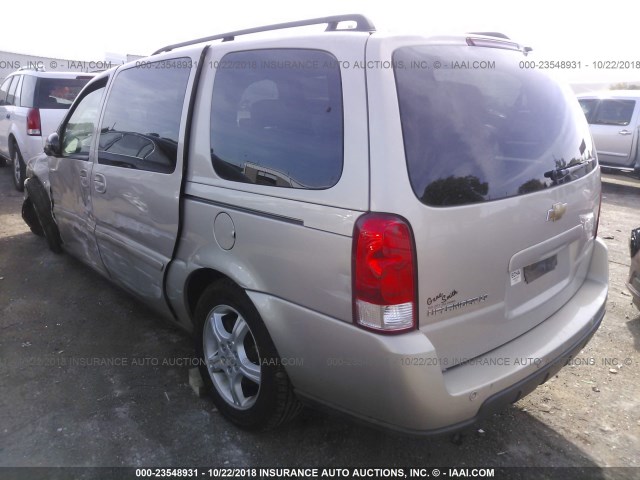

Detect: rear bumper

[417,302,603,436]
[249,238,608,434]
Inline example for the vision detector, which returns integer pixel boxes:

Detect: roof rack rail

[468,31,511,40]
[153,14,376,55]
[466,33,533,54]
[17,65,46,72]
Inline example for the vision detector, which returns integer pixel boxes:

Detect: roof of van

[151,14,528,56]
[577,90,640,99]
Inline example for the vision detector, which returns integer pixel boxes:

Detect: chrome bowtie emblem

[546,202,567,222]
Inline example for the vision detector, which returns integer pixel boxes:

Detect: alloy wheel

[202,304,261,409]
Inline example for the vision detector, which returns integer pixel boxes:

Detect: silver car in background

[577,91,640,177]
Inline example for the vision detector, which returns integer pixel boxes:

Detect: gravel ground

[0,166,638,480]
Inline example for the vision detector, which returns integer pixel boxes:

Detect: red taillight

[27,108,41,136]
[352,213,417,333]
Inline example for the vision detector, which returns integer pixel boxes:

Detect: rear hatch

[367,36,601,367]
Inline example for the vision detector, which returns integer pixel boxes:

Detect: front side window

[1,77,16,106]
[0,78,11,105]
[591,99,635,126]
[394,46,595,207]
[578,98,598,121]
[62,84,106,159]
[210,49,344,189]
[97,60,191,174]
[7,75,20,106]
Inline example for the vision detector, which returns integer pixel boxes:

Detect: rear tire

[194,280,301,430]
[24,178,63,254]
[12,143,26,192]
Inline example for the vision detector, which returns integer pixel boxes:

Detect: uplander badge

[426,294,488,317]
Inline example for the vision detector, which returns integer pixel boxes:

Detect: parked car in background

[629,227,640,310]
[577,91,640,178]
[22,15,608,434]
[0,69,95,191]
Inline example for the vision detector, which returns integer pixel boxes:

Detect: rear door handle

[94,173,106,193]
[618,129,632,135]
[79,169,89,188]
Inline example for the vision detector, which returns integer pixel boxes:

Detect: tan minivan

[23,15,608,433]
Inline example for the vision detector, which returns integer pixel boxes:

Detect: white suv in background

[0,69,94,190]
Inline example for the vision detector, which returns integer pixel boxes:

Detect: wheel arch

[24,175,63,253]
[8,134,17,157]
[185,267,238,324]
[191,273,302,428]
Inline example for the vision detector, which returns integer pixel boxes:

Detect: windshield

[393,46,595,207]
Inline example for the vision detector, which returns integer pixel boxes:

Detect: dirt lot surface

[0,166,638,479]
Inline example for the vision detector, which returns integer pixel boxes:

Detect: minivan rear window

[35,78,91,109]
[393,46,595,207]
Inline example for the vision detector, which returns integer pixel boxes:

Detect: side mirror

[44,132,61,157]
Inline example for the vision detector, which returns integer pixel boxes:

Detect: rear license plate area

[524,255,558,284]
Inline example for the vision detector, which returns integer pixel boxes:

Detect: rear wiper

[544,159,593,183]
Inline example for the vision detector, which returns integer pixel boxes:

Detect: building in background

[0,50,143,81]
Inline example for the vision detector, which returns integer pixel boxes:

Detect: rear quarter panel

[167,35,371,329]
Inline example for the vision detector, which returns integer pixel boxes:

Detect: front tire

[22,197,44,237]
[12,144,26,192]
[24,177,63,254]
[194,280,301,430]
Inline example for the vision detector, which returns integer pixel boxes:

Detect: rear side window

[11,75,23,107]
[98,60,191,174]
[591,99,635,126]
[394,46,595,207]
[210,49,343,189]
[35,77,93,109]
[19,75,37,108]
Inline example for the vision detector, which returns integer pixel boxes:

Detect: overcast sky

[1,0,638,83]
